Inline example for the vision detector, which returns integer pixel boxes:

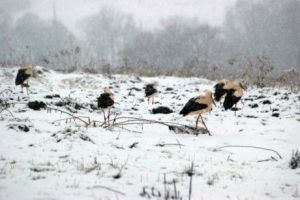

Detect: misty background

[0,0,299,85]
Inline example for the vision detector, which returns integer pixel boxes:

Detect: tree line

[0,0,299,79]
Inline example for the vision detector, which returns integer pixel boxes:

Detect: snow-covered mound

[0,67,299,199]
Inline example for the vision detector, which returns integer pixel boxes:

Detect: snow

[0,66,300,199]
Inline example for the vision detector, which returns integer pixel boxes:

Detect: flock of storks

[15,65,246,135]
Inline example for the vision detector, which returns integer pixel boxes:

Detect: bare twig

[188,161,194,200]
[104,116,189,127]
[48,107,90,127]
[164,173,167,200]
[140,186,151,198]
[173,179,178,200]
[129,142,138,149]
[0,108,15,119]
[84,164,101,174]
[113,124,142,133]
[88,185,125,196]
[215,145,282,159]
[155,143,185,148]
[257,156,278,162]
[176,139,183,149]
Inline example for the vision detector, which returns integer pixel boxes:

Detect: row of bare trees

[0,0,299,90]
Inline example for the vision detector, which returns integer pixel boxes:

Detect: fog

[28,0,236,32]
[0,0,299,84]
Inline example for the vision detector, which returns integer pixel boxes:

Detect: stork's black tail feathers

[179,98,207,116]
[179,107,189,116]
[145,84,157,97]
[214,83,228,102]
[97,93,114,109]
[15,69,31,86]
[223,90,241,110]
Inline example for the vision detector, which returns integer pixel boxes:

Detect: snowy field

[0,67,300,200]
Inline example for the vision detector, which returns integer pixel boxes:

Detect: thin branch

[215,145,282,159]
[113,124,142,133]
[257,156,278,162]
[104,116,189,127]
[155,143,185,147]
[48,107,90,126]
[173,179,178,200]
[0,108,15,119]
[188,161,194,200]
[88,185,126,196]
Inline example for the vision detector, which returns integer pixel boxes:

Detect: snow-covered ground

[0,67,299,199]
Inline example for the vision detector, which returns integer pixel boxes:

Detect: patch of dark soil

[249,103,259,108]
[290,150,300,169]
[44,94,60,99]
[256,95,266,99]
[281,95,289,100]
[18,125,30,132]
[74,103,84,110]
[244,115,258,118]
[244,98,253,101]
[152,106,173,114]
[262,100,272,104]
[272,113,280,117]
[129,87,142,91]
[28,101,46,110]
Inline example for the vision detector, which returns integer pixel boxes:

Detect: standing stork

[97,87,114,126]
[179,90,216,135]
[15,65,33,94]
[223,81,246,114]
[145,82,158,104]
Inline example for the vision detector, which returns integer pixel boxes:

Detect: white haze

[29,0,237,32]
[1,0,299,74]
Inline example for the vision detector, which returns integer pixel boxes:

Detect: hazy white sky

[29,0,237,31]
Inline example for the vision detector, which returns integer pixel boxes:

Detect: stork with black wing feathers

[97,87,114,126]
[180,90,216,135]
[145,82,158,104]
[15,65,33,94]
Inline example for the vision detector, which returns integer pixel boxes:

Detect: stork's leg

[240,99,244,105]
[152,96,154,104]
[148,97,150,104]
[234,104,237,116]
[102,110,106,126]
[200,115,212,136]
[195,114,201,129]
[107,108,111,126]
[26,80,29,95]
